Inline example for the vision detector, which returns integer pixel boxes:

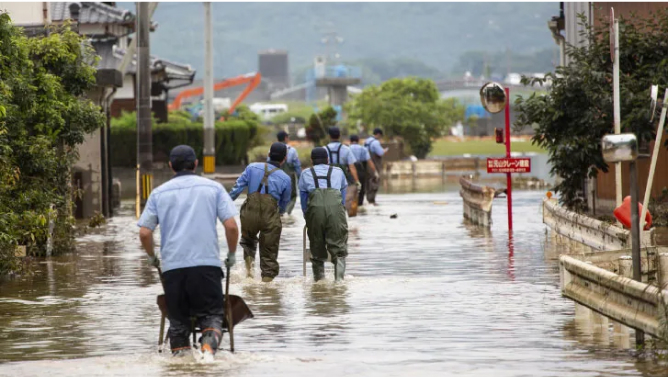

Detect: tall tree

[346,77,464,158]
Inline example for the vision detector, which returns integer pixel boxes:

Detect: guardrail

[560,248,668,340]
[385,158,481,179]
[459,177,498,227]
[543,198,655,252]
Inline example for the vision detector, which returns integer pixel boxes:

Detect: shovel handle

[226,264,234,353]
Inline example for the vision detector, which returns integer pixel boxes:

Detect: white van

[250,103,288,120]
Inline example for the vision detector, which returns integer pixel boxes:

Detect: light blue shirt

[298,164,348,215]
[365,137,385,157]
[137,172,237,273]
[325,142,357,165]
[267,144,301,177]
[350,144,370,162]
[229,162,292,213]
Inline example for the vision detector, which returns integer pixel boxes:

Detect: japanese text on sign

[486,158,531,174]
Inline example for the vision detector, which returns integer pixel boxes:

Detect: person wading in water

[230,142,292,282]
[299,147,349,281]
[138,145,239,360]
[268,131,301,215]
[325,126,361,216]
[364,128,388,206]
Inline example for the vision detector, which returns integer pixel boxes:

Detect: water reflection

[305,283,350,347]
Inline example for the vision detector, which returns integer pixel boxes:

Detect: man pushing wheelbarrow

[138,145,253,359]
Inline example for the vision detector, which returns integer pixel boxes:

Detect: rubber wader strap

[310,166,333,189]
[326,143,343,165]
[257,163,280,194]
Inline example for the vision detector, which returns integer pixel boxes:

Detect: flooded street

[1,185,666,376]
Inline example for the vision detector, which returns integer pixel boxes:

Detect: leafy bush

[515,12,668,211]
[0,16,104,273]
[110,108,264,167]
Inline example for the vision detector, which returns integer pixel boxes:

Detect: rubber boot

[200,330,220,362]
[335,258,346,281]
[245,256,254,278]
[262,276,274,283]
[312,260,325,282]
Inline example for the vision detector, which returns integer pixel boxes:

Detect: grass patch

[429,138,546,156]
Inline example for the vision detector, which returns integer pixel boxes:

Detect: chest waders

[355,159,368,207]
[326,144,354,184]
[239,164,282,281]
[281,158,298,215]
[365,139,383,204]
[305,166,348,282]
[328,144,358,216]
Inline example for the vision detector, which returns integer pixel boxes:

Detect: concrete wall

[74,127,102,218]
[564,2,591,52]
[0,2,49,24]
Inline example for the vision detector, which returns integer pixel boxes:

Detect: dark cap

[373,128,384,136]
[277,130,289,142]
[350,134,360,142]
[328,126,340,138]
[169,145,197,165]
[311,147,328,162]
[269,142,287,161]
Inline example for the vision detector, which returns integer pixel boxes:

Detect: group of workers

[136,127,386,358]
[229,126,387,283]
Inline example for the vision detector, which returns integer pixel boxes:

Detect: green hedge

[110,111,260,167]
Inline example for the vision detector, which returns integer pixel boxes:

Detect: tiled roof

[51,2,135,25]
[110,47,196,88]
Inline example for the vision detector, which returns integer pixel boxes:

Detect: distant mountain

[120,2,559,80]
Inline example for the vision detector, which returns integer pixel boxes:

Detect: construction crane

[168,72,262,120]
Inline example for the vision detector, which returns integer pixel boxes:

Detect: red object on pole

[505,87,512,232]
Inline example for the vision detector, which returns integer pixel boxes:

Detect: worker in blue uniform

[349,134,379,206]
[325,126,361,215]
[268,131,301,215]
[299,147,349,282]
[364,128,388,205]
[138,145,239,359]
[230,142,292,282]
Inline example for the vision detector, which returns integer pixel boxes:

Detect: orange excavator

[168,72,262,120]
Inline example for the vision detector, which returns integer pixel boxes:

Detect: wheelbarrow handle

[226,264,234,353]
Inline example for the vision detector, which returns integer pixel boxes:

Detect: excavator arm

[168,72,262,119]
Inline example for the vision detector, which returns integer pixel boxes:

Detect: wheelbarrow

[156,266,254,353]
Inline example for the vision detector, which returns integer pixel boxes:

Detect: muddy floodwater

[1,183,668,376]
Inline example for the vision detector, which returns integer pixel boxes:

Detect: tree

[346,77,464,158]
[515,12,668,211]
[0,15,104,271]
[306,106,338,146]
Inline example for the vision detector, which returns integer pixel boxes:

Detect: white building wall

[0,2,49,25]
[564,2,592,49]
[116,75,135,99]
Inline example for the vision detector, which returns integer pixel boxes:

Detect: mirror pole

[505,87,512,232]
[629,160,645,347]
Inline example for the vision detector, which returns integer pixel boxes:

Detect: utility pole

[136,1,152,216]
[203,2,215,174]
